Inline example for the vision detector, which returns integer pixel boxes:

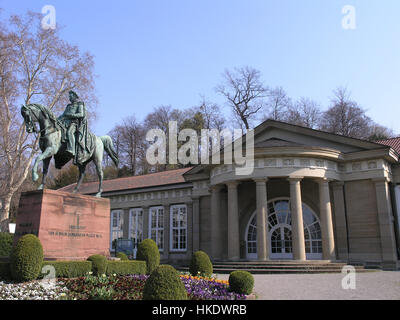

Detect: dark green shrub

[10,234,44,282]
[87,254,107,276]
[143,265,187,300]
[0,232,13,257]
[189,250,213,277]
[40,261,92,278]
[106,260,146,276]
[0,262,11,280]
[116,252,128,260]
[228,270,254,295]
[136,239,160,274]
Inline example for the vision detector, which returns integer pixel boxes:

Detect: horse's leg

[38,157,51,190]
[94,139,104,197]
[73,164,87,193]
[32,147,55,183]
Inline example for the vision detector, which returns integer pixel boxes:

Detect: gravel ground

[217,271,400,300]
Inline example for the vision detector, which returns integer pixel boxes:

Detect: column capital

[314,177,332,185]
[287,176,303,183]
[226,180,240,189]
[331,181,345,188]
[209,184,224,193]
[372,177,390,184]
[253,177,269,184]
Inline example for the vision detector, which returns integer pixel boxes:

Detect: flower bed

[0,280,68,300]
[61,273,246,300]
[0,273,248,300]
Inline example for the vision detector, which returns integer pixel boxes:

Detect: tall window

[129,208,143,244]
[110,209,124,250]
[149,206,164,251]
[170,204,187,251]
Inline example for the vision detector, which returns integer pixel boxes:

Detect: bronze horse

[21,103,119,197]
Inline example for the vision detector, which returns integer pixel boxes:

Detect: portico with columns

[184,120,400,268]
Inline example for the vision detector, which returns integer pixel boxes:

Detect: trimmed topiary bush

[143,265,188,300]
[0,232,13,257]
[189,250,213,277]
[87,254,107,276]
[106,260,146,276]
[136,239,160,275]
[0,262,11,280]
[40,261,92,278]
[10,234,44,282]
[116,252,128,260]
[228,270,254,295]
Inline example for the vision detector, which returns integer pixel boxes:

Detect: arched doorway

[245,198,323,260]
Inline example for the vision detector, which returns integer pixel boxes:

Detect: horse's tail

[100,135,119,167]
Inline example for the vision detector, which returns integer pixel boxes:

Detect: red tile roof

[376,137,400,155]
[59,167,193,195]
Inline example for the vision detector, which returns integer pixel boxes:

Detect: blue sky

[1,0,400,135]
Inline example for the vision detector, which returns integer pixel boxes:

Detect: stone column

[163,204,170,260]
[331,181,349,260]
[254,178,269,261]
[373,178,398,268]
[186,200,194,255]
[192,196,200,253]
[289,177,306,261]
[226,181,240,261]
[142,205,150,240]
[210,185,223,259]
[318,178,336,260]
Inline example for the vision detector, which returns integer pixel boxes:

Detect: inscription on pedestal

[14,189,110,260]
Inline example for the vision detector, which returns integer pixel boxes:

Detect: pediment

[253,120,387,154]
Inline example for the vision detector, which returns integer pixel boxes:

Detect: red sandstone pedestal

[14,189,110,260]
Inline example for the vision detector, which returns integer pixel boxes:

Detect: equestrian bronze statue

[21,91,119,197]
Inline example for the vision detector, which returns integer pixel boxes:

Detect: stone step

[210,268,375,274]
[211,264,365,270]
[176,260,371,274]
[177,266,373,274]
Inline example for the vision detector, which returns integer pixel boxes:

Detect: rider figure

[58,90,87,164]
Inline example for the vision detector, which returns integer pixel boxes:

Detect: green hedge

[189,250,213,277]
[10,234,44,282]
[106,260,146,276]
[41,261,92,278]
[228,270,254,295]
[136,239,160,275]
[0,233,13,257]
[0,262,11,280]
[116,252,129,260]
[143,265,188,300]
[87,254,107,276]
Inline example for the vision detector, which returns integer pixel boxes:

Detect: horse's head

[21,104,37,133]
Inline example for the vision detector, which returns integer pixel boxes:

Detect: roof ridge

[59,166,193,190]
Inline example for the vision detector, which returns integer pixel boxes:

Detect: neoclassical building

[61,120,400,269]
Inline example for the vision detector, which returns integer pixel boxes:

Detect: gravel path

[217,271,400,300]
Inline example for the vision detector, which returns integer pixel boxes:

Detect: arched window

[246,198,322,260]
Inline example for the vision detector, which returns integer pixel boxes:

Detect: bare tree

[367,123,395,141]
[143,105,184,171]
[263,86,292,121]
[0,12,97,228]
[196,96,226,130]
[216,66,267,130]
[319,87,372,139]
[109,116,146,176]
[285,97,321,129]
